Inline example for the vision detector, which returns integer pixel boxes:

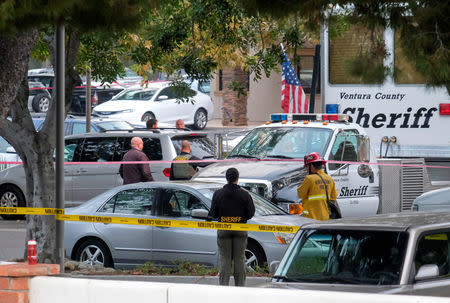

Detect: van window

[118,137,163,160]
[171,136,215,159]
[79,137,120,162]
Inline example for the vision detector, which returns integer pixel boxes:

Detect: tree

[0,0,313,262]
[0,0,155,263]
[238,0,450,93]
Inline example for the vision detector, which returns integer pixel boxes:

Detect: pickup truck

[268,212,450,296]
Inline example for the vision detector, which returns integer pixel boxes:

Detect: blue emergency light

[270,114,287,122]
[326,104,339,114]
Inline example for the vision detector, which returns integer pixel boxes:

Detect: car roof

[122,181,223,191]
[64,129,208,140]
[299,212,450,232]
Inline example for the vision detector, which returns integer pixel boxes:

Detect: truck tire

[31,93,50,113]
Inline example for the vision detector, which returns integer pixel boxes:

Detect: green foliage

[76,32,127,84]
[31,33,50,62]
[228,80,248,98]
[168,79,196,103]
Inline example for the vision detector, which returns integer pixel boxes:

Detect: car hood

[249,214,314,226]
[264,282,406,294]
[94,100,150,112]
[195,160,304,180]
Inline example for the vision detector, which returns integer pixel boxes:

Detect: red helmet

[304,152,325,167]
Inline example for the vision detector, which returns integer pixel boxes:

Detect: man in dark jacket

[208,168,255,286]
[119,137,154,184]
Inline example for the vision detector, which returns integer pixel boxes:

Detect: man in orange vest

[297,152,338,220]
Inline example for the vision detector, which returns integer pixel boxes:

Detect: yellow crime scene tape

[0,207,300,234]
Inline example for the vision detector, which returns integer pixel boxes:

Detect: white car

[92,82,214,130]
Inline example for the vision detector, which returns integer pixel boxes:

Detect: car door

[61,138,82,204]
[152,188,218,266]
[410,230,450,296]
[93,188,155,267]
[153,87,193,123]
[71,136,121,204]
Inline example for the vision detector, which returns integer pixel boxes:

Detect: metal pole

[309,44,321,113]
[86,69,91,132]
[55,24,65,273]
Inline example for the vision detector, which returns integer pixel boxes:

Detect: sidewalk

[62,274,271,287]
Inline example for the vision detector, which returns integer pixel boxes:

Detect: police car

[193,113,379,218]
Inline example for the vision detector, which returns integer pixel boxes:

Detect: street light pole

[55,24,65,273]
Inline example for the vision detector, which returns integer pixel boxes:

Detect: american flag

[281,51,309,113]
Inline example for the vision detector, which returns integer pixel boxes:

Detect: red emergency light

[322,114,339,121]
[440,103,450,115]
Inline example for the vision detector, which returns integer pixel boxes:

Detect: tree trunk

[0,28,81,263]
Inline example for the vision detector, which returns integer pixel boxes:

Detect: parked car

[267,212,450,296]
[64,181,314,269]
[92,81,214,130]
[27,68,124,114]
[0,129,216,219]
[412,187,450,212]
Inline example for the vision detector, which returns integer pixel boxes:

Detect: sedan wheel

[76,239,113,268]
[0,185,25,220]
[193,109,207,130]
[245,242,266,269]
[142,112,155,122]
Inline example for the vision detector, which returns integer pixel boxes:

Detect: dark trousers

[217,230,248,286]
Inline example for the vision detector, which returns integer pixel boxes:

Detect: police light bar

[270,113,349,122]
[440,103,450,115]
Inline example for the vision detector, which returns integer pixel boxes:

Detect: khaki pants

[217,230,248,286]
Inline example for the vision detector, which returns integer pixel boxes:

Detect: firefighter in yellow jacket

[297,152,338,220]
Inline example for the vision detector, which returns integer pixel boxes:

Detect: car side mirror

[157,95,168,101]
[415,264,439,281]
[191,208,209,219]
[269,261,280,275]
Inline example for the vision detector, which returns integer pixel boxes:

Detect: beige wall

[211,68,322,123]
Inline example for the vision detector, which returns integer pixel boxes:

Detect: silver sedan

[64,181,314,269]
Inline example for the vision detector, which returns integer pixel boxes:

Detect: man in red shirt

[119,137,154,184]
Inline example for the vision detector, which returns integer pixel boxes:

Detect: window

[279,230,408,285]
[329,24,384,84]
[98,188,155,215]
[159,189,207,217]
[171,136,215,160]
[119,137,162,160]
[63,138,83,162]
[72,122,87,135]
[79,137,120,162]
[414,232,450,278]
[297,56,320,94]
[328,130,359,170]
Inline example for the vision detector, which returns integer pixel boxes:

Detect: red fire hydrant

[27,239,37,265]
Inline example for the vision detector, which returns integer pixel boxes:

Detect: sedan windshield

[228,127,332,160]
[198,188,287,216]
[111,89,157,101]
[276,229,408,285]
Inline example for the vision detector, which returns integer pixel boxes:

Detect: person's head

[226,167,239,184]
[146,118,158,129]
[131,137,144,151]
[180,140,191,153]
[304,152,325,174]
[176,119,185,130]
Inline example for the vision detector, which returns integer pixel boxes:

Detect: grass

[133,260,270,276]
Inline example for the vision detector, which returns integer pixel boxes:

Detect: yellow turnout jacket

[297,169,338,221]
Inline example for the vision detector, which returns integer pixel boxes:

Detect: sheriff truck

[194,113,379,218]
